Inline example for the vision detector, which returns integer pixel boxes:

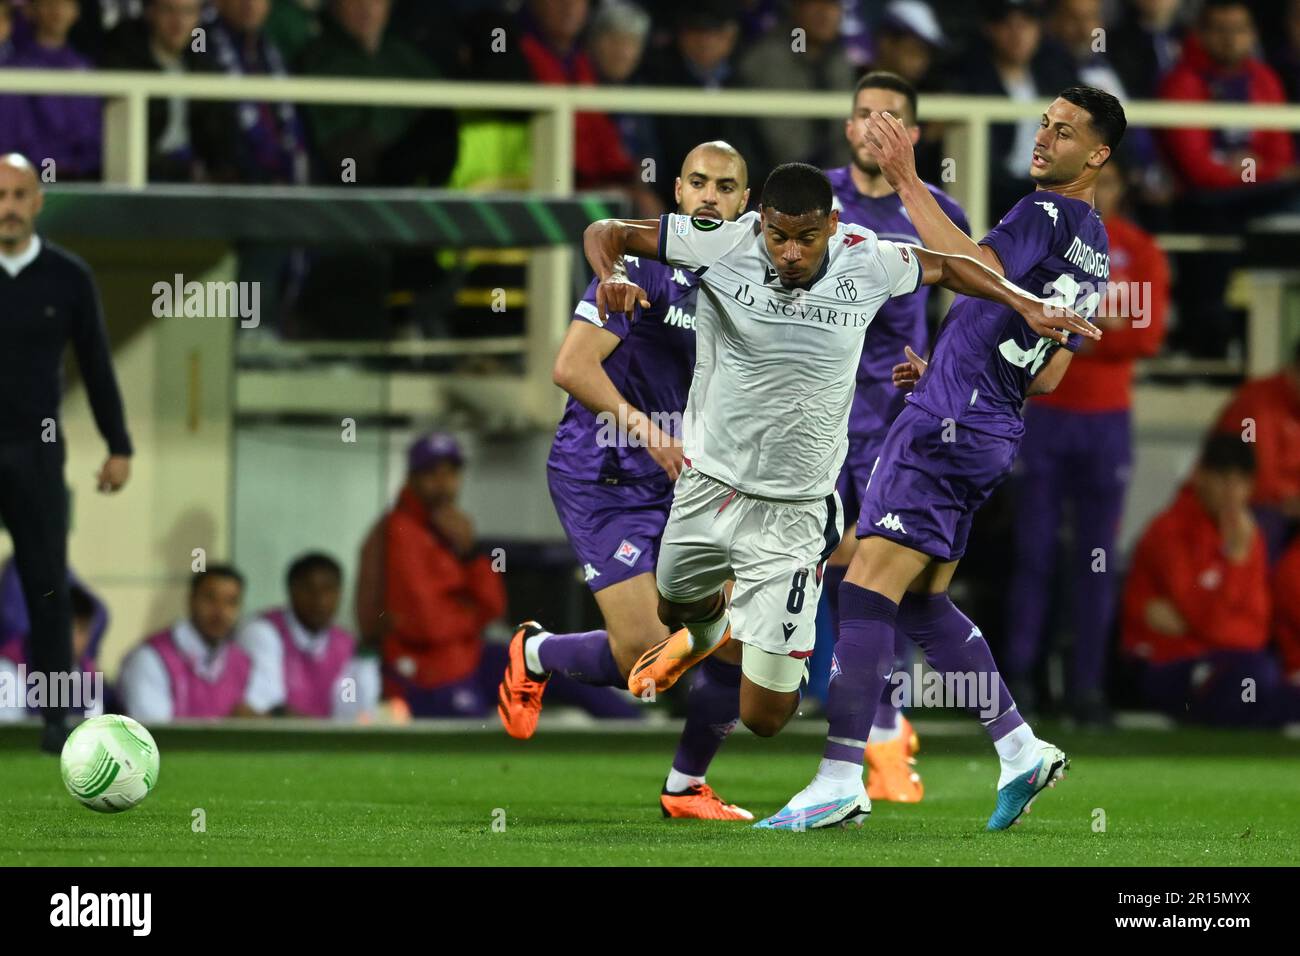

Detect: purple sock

[535,630,623,687]
[823,562,847,634]
[873,694,900,730]
[873,629,911,729]
[671,655,741,779]
[823,583,898,766]
[898,592,1024,742]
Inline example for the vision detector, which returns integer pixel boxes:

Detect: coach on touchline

[0,153,132,752]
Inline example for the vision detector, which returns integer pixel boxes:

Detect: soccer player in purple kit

[823,71,971,804]
[497,142,756,821]
[759,86,1126,831]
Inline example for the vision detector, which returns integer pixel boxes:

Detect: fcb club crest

[614,540,643,567]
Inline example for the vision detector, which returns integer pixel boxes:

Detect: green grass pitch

[2,722,1297,866]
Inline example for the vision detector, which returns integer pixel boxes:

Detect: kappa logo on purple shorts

[613,540,643,567]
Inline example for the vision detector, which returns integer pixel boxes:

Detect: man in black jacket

[0,154,133,752]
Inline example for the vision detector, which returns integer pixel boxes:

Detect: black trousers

[0,439,71,723]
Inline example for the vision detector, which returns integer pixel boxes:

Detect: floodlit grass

[2,723,1296,866]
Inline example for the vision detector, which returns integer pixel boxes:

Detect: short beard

[1030,165,1067,187]
[0,224,31,251]
[851,153,882,177]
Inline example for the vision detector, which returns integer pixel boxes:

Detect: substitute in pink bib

[118,565,253,723]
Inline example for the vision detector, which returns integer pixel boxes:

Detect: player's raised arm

[864,111,1004,274]
[583,218,662,279]
[909,244,1101,346]
[585,213,756,322]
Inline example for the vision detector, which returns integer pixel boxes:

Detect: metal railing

[5,69,1300,416]
[8,70,1300,223]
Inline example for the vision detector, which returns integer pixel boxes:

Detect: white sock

[665,768,704,793]
[814,757,864,785]
[869,722,903,744]
[994,724,1043,787]
[684,607,730,653]
[993,722,1036,762]
[523,632,550,675]
[786,758,864,805]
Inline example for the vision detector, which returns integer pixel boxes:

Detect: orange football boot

[660,783,754,821]
[628,626,730,697]
[496,621,549,739]
[865,715,924,803]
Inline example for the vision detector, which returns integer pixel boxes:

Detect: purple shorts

[547,468,675,592]
[856,404,1019,561]
[835,432,888,530]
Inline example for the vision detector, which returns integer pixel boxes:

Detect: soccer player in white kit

[584,163,1097,742]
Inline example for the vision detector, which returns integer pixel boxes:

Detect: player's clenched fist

[595,274,651,323]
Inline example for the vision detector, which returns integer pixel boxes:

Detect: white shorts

[656,466,841,692]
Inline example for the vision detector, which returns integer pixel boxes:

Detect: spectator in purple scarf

[203,0,310,184]
[1,0,103,180]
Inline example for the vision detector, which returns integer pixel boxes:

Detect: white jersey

[659,210,922,500]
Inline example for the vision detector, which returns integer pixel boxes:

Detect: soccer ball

[60,714,160,813]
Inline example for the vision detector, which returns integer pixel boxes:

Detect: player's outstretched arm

[583,218,660,321]
[864,112,1002,274]
[912,246,1101,346]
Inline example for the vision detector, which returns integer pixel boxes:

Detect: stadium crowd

[1,0,1299,730]
[2,0,1300,351]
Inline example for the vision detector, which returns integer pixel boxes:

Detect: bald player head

[0,154,43,255]
[673,141,750,222]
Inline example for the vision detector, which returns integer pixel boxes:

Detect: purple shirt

[909,191,1109,439]
[6,42,102,179]
[547,257,698,482]
[826,167,970,441]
